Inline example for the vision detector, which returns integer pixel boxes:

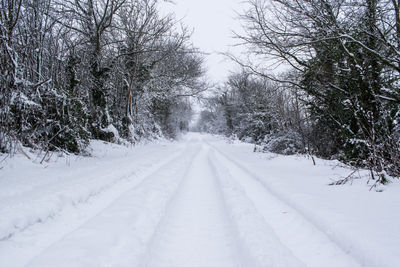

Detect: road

[1,134,364,267]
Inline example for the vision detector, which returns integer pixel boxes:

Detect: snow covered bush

[263,132,304,155]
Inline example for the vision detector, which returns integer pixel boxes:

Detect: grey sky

[160,0,245,85]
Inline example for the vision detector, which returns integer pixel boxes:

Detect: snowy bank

[206,134,400,267]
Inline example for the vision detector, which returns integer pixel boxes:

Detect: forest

[0,0,206,154]
[196,0,400,184]
[1,0,400,184]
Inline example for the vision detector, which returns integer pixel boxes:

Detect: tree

[232,0,400,181]
[0,0,207,154]
[198,70,306,154]
[0,0,22,151]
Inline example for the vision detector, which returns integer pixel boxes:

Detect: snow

[206,135,400,267]
[102,124,120,139]
[1,133,399,267]
[142,144,241,267]
[10,92,40,107]
[0,139,186,266]
[209,151,306,267]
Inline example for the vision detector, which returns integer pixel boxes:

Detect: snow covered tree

[0,0,22,151]
[0,0,206,154]
[233,0,400,181]
[198,70,306,154]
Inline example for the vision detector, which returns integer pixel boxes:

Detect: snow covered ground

[0,133,399,267]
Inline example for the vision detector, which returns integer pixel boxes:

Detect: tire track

[208,148,306,267]
[141,144,243,267]
[0,142,187,242]
[208,144,361,267]
[21,143,200,267]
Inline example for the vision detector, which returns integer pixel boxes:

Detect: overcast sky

[160,0,245,85]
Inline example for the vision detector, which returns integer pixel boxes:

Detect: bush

[263,132,304,155]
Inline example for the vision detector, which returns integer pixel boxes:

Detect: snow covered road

[1,133,399,266]
[143,145,241,267]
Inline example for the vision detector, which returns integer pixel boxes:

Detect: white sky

[159,0,245,85]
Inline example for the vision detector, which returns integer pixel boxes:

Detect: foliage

[0,0,205,154]
[197,71,307,155]
[226,0,400,182]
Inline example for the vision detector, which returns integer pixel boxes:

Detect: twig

[0,153,10,163]
[17,144,31,160]
[40,127,65,164]
[329,169,358,185]
[310,155,316,166]
[40,150,50,164]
